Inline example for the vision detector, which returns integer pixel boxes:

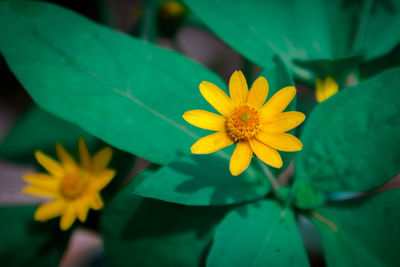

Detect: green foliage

[101,168,230,267]
[207,200,310,267]
[0,206,70,267]
[294,184,326,210]
[295,68,400,193]
[134,153,270,205]
[0,106,96,163]
[312,189,400,267]
[182,0,400,80]
[0,0,223,165]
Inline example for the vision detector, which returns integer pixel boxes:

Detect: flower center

[60,171,89,199]
[226,106,260,141]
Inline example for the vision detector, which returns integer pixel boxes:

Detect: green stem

[257,158,281,198]
[140,0,158,42]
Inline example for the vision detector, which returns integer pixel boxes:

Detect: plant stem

[310,211,338,232]
[257,158,280,198]
[140,0,158,42]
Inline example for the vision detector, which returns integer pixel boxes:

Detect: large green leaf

[312,189,400,267]
[207,200,310,267]
[0,205,70,267]
[295,68,400,193]
[0,0,224,165]
[134,153,270,205]
[182,0,400,79]
[0,106,96,163]
[101,168,230,267]
[134,57,296,206]
[358,0,400,61]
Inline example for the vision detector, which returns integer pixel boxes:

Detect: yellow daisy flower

[315,76,339,103]
[183,70,305,176]
[23,138,115,231]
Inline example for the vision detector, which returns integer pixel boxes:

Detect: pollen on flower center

[60,171,89,199]
[226,105,260,141]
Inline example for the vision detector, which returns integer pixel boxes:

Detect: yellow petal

[256,132,303,151]
[89,194,104,210]
[78,138,91,170]
[260,111,306,133]
[316,76,339,103]
[94,169,116,190]
[229,70,248,106]
[35,151,64,177]
[259,86,296,117]
[23,173,59,191]
[23,185,57,198]
[249,139,282,168]
[229,140,253,176]
[183,110,226,131]
[56,143,77,171]
[199,81,233,117]
[60,205,76,231]
[190,131,234,154]
[34,200,66,221]
[75,200,89,222]
[247,76,269,109]
[93,147,113,172]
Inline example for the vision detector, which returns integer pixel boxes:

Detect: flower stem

[140,0,158,42]
[257,158,281,198]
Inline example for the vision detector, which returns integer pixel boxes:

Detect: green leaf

[357,0,400,61]
[207,200,310,267]
[295,68,400,193]
[134,153,270,205]
[180,0,348,75]
[134,57,295,206]
[0,0,224,164]
[182,0,400,79]
[0,205,70,267]
[0,106,96,163]
[101,168,230,267]
[312,189,400,267]
[294,184,326,210]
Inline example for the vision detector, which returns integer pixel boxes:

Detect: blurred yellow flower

[183,70,305,176]
[23,138,115,231]
[315,76,339,102]
[159,0,186,19]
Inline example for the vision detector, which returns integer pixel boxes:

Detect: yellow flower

[23,138,115,231]
[315,76,339,102]
[183,70,305,176]
[159,1,186,19]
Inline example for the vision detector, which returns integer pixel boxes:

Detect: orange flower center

[60,171,89,199]
[226,106,260,141]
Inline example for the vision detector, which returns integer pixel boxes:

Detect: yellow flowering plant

[183,70,305,176]
[0,1,400,267]
[23,138,115,230]
[315,76,339,103]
